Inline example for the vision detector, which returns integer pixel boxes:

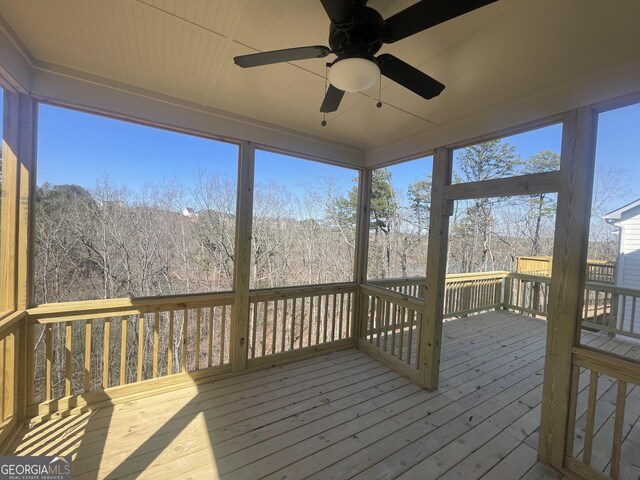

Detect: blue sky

[0,96,638,206]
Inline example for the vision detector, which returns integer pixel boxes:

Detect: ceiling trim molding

[0,15,34,93]
[366,59,640,167]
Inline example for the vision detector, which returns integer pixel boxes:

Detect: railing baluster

[138,314,145,381]
[316,296,322,347]
[290,298,297,351]
[208,307,214,368]
[45,324,52,401]
[195,308,201,370]
[221,305,227,364]
[346,292,352,338]
[181,309,188,372]
[153,312,159,378]
[250,302,257,359]
[272,300,280,354]
[299,297,305,349]
[610,380,627,479]
[102,318,110,389]
[383,300,391,352]
[583,370,598,465]
[307,296,313,347]
[84,319,92,392]
[375,297,382,349]
[262,301,268,357]
[323,295,329,344]
[338,293,344,340]
[398,305,405,361]
[332,293,338,341]
[281,299,287,352]
[390,302,397,357]
[65,321,72,396]
[120,317,127,386]
[168,311,174,375]
[407,310,416,366]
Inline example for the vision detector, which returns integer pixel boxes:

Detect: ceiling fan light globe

[328,58,380,93]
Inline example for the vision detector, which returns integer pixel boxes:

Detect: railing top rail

[506,272,552,283]
[29,282,359,320]
[28,290,237,319]
[367,277,425,286]
[249,282,357,301]
[360,283,424,310]
[445,271,510,282]
[584,281,640,297]
[0,310,26,336]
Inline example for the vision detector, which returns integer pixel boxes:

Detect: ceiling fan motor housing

[328,5,383,63]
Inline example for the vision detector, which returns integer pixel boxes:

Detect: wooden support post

[538,106,597,469]
[420,147,453,391]
[352,169,371,341]
[1,92,37,423]
[231,141,255,373]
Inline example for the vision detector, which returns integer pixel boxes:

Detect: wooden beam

[0,92,20,313]
[231,141,255,373]
[352,169,372,340]
[538,106,597,468]
[0,92,37,426]
[419,147,453,390]
[443,171,560,200]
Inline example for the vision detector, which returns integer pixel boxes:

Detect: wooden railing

[371,271,640,341]
[247,283,356,366]
[565,347,640,479]
[504,272,551,317]
[26,292,235,417]
[366,277,425,299]
[516,256,616,284]
[3,269,638,448]
[0,311,25,449]
[443,272,505,318]
[19,282,358,418]
[359,284,423,383]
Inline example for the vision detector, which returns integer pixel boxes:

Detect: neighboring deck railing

[516,256,616,284]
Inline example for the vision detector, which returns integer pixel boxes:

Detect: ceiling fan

[234,0,497,114]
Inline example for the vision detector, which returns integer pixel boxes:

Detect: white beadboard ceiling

[1,0,640,155]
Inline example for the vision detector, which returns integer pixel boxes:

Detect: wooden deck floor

[9,311,640,479]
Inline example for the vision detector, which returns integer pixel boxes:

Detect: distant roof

[604,198,640,222]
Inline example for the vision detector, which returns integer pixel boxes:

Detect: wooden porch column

[352,168,371,340]
[1,91,38,421]
[231,141,255,373]
[538,106,597,468]
[420,147,453,391]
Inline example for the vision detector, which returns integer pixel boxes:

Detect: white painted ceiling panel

[1,0,639,151]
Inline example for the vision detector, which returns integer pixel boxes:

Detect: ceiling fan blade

[320,0,355,25]
[381,0,497,43]
[378,54,445,100]
[320,84,345,113]
[234,45,330,68]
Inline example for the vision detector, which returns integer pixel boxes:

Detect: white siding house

[604,199,640,335]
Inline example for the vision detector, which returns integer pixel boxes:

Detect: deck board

[9,311,640,479]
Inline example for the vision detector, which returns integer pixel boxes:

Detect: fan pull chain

[376,73,383,108]
[321,64,328,126]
